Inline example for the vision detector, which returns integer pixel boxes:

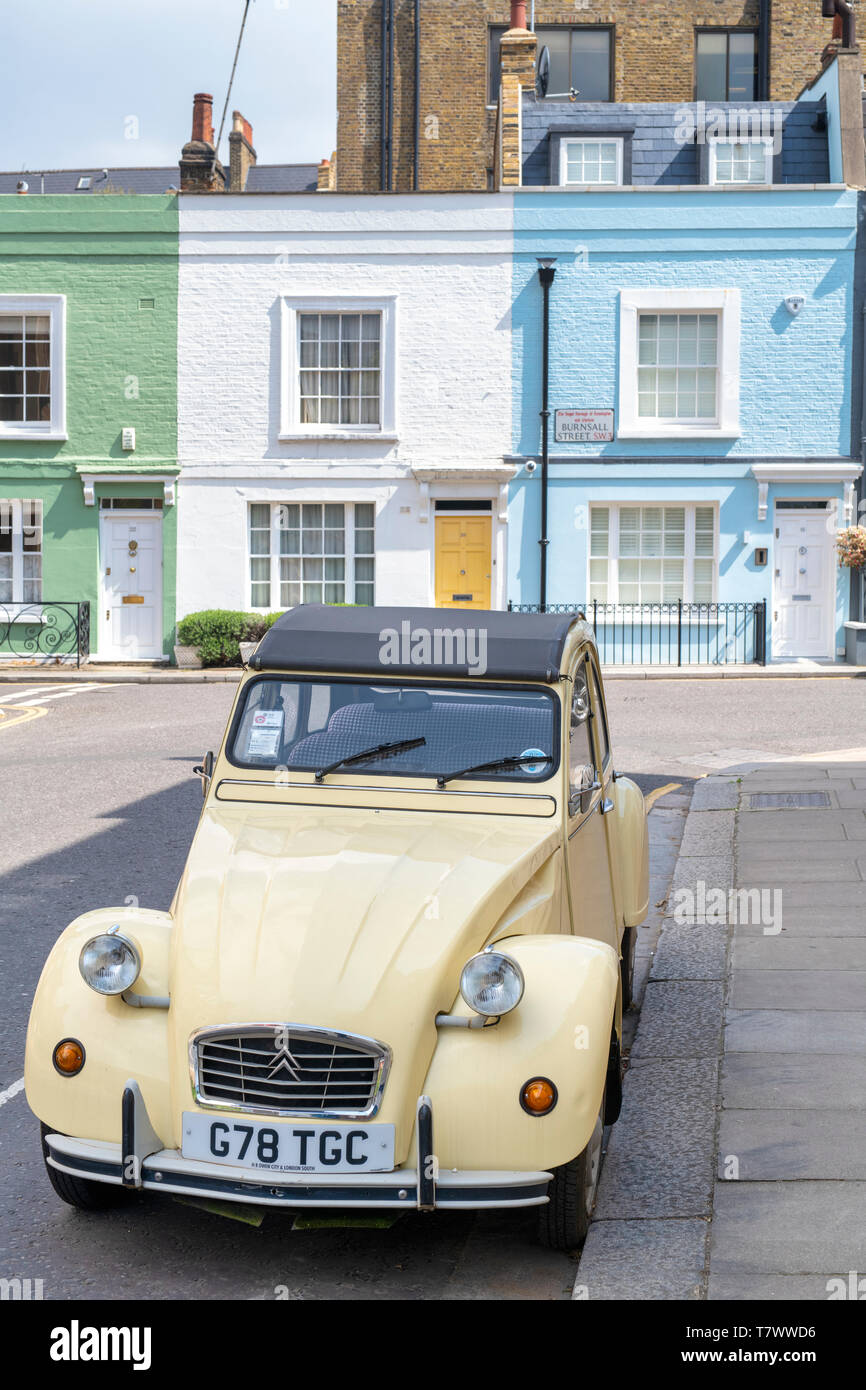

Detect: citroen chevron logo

[266,1046,303,1082]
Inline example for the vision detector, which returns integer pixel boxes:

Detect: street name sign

[554,409,615,443]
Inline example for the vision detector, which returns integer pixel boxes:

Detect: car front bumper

[43,1083,551,1212]
[44,1133,551,1211]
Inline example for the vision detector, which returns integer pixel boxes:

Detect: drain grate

[749,791,832,810]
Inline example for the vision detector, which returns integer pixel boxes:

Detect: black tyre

[537,1102,604,1251]
[40,1124,130,1211]
[620,925,636,1010]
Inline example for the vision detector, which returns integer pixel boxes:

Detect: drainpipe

[414,0,420,190]
[380,0,393,191]
[537,258,557,611]
[860,298,866,620]
[822,0,856,49]
[757,0,771,101]
[387,0,395,190]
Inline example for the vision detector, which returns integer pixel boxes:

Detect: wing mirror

[193,750,214,799]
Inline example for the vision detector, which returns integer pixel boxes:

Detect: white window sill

[0,429,68,443]
[0,603,47,622]
[278,431,399,444]
[616,425,740,440]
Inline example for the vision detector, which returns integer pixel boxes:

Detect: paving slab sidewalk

[576,749,866,1301]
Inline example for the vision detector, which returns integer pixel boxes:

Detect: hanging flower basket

[836,526,866,569]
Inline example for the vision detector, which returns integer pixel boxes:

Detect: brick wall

[336,1,850,192]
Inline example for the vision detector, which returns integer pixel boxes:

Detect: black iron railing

[0,601,90,669]
[508,600,767,666]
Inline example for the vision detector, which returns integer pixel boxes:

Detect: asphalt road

[0,676,862,1300]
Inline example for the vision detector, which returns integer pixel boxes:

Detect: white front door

[98,513,163,660]
[773,508,833,660]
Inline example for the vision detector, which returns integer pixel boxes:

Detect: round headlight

[79,931,141,996]
[459,951,525,1018]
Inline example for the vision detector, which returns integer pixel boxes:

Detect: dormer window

[560,138,623,186]
[709,138,773,185]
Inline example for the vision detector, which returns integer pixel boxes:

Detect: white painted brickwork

[177,194,515,617]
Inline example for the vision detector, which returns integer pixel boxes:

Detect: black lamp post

[536,257,557,611]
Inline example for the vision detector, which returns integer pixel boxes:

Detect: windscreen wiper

[436,753,553,789]
[314,737,426,783]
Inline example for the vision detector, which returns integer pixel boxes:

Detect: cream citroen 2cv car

[26,605,648,1249]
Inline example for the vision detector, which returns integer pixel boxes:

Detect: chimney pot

[232,109,254,148]
[191,92,215,146]
[181,91,225,192]
[510,1,528,31]
[228,108,257,192]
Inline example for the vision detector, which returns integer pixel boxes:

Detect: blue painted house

[506,55,862,664]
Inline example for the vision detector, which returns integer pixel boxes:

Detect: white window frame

[559,137,624,187]
[279,296,398,442]
[587,502,719,605]
[0,295,67,441]
[618,288,740,439]
[0,498,43,607]
[708,136,774,186]
[247,499,376,612]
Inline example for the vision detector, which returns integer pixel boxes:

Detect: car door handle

[600,798,615,815]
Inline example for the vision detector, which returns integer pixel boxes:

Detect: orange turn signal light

[520,1077,557,1116]
[52,1039,85,1076]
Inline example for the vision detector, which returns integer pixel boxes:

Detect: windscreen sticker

[247,710,284,759]
[519,747,547,774]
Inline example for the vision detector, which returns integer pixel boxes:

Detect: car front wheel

[537,1102,605,1251]
[40,1124,130,1211]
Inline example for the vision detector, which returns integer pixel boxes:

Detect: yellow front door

[435,515,492,609]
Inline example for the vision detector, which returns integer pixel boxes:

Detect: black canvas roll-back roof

[251,605,578,683]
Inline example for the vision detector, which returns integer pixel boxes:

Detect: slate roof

[522,98,832,187]
[0,163,318,195]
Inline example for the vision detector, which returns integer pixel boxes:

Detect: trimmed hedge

[176,605,361,667]
[175,609,283,667]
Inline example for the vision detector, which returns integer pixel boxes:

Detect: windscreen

[229,678,558,784]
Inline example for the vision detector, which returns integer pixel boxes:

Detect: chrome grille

[191,1024,390,1118]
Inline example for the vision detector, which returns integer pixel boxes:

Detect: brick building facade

[335,0,855,192]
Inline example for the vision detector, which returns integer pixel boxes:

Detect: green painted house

[0,194,178,662]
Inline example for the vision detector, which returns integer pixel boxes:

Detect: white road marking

[21,685,123,706]
[0,1077,25,1109]
[0,684,81,704]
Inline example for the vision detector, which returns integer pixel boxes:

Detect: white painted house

[177,194,516,619]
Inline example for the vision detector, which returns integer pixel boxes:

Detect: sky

[1,0,338,172]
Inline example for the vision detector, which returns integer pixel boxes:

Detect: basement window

[589,504,717,604]
[0,499,43,604]
[249,501,375,609]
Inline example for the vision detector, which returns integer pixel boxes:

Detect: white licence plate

[181,1112,395,1175]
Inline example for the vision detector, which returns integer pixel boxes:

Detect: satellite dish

[536,45,551,98]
